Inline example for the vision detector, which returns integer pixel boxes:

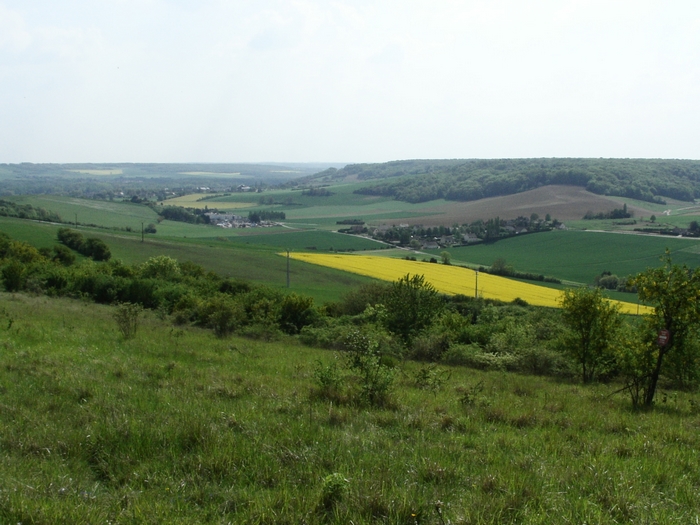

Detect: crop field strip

[287,253,651,315]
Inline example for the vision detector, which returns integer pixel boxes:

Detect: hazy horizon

[2,1,699,164]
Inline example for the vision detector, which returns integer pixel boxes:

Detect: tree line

[334,158,700,204]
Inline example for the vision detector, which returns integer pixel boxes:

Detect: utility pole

[286,249,290,288]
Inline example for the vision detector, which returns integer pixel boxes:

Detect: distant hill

[0,162,341,197]
[305,158,700,204]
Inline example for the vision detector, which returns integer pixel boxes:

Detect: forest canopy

[309,158,700,204]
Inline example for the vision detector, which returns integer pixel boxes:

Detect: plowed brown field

[393,185,654,226]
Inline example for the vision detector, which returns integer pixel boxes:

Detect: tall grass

[1,292,700,523]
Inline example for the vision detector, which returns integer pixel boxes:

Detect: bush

[51,245,75,266]
[57,228,111,261]
[343,330,396,407]
[411,332,451,361]
[413,364,451,395]
[84,238,111,261]
[240,287,283,326]
[516,346,574,377]
[279,293,317,335]
[441,344,519,371]
[140,255,180,280]
[312,358,345,402]
[440,343,483,366]
[383,274,445,345]
[237,322,282,341]
[113,302,142,339]
[1,261,25,292]
[336,282,389,316]
[199,295,245,338]
[172,294,203,325]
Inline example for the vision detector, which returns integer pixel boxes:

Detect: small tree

[627,252,700,406]
[383,274,444,345]
[440,251,451,265]
[559,287,622,383]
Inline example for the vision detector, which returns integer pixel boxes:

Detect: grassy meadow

[1,292,700,524]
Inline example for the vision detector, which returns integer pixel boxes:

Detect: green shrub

[410,332,451,361]
[140,255,180,280]
[486,318,536,355]
[51,244,75,266]
[442,344,519,371]
[237,322,282,341]
[279,292,317,335]
[337,282,389,315]
[344,330,396,407]
[1,261,25,292]
[199,295,245,338]
[83,238,111,261]
[113,302,142,339]
[172,293,203,325]
[441,343,483,366]
[516,346,574,377]
[312,358,345,402]
[413,364,451,395]
[240,287,283,326]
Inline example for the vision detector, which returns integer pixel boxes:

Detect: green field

[202,184,443,224]
[441,230,700,285]
[0,217,374,304]
[2,293,700,523]
[1,195,388,248]
[7,195,158,228]
[5,190,700,297]
[222,229,386,251]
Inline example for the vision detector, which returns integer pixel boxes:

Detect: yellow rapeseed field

[288,253,652,315]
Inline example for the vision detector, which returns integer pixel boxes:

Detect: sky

[1,0,699,164]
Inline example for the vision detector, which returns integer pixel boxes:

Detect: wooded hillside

[311,158,700,204]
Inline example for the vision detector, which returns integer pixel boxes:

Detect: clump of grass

[318,473,349,512]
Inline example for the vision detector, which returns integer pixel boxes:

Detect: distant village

[204,212,280,229]
[340,215,565,249]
